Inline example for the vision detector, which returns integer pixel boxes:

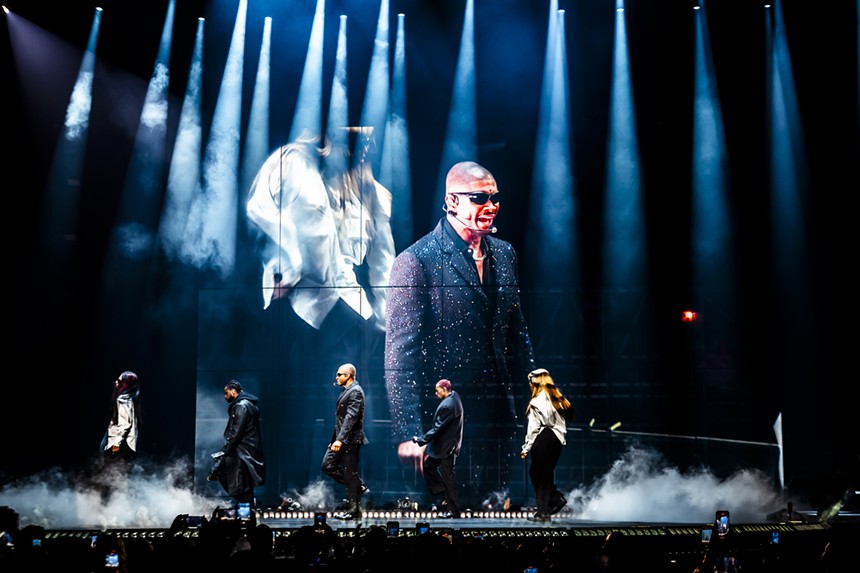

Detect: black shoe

[360,484,370,496]
[332,511,360,520]
[437,511,461,519]
[550,494,567,515]
[527,513,551,523]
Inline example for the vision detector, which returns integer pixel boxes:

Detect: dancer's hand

[397,441,425,474]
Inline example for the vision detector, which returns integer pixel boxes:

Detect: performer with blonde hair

[520,368,574,522]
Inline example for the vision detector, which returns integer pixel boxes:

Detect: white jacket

[246,143,394,330]
[521,392,566,454]
[105,393,138,451]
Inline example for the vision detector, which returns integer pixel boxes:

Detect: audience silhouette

[0,505,856,573]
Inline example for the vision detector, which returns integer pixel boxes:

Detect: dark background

[2,0,857,511]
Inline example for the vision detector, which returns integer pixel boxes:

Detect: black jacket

[417,390,464,459]
[332,382,369,446]
[384,218,536,441]
[217,392,265,497]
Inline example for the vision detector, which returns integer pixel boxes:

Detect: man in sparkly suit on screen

[384,160,535,508]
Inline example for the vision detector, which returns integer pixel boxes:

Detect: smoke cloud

[0,459,221,530]
[0,446,790,529]
[564,446,785,523]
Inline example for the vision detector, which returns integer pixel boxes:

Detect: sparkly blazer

[384,218,535,442]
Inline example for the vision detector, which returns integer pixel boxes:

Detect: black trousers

[424,453,460,514]
[528,428,563,515]
[233,487,255,505]
[321,442,363,513]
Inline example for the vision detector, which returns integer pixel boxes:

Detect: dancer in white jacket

[521,368,574,522]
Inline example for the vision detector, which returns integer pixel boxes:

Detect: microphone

[444,206,497,234]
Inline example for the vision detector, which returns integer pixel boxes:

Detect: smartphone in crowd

[105,550,120,568]
[700,525,713,544]
[185,515,204,528]
[416,521,430,535]
[715,510,730,538]
[314,512,327,530]
[386,521,400,537]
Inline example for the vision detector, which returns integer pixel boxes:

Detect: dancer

[209,380,266,506]
[321,363,369,520]
[521,368,574,522]
[412,379,464,518]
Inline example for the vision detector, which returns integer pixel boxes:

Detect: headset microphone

[444,206,497,234]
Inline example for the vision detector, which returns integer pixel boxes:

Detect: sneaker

[360,484,370,496]
[437,510,461,519]
[332,511,360,521]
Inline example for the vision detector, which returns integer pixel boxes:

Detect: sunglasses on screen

[454,192,501,205]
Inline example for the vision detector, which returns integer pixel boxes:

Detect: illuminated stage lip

[38,505,857,536]
[39,515,841,539]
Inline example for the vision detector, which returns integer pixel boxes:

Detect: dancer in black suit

[413,379,465,518]
[321,363,369,520]
[385,161,536,506]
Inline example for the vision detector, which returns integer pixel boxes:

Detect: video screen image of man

[385,161,536,508]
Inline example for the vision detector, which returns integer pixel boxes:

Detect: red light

[682,310,697,323]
